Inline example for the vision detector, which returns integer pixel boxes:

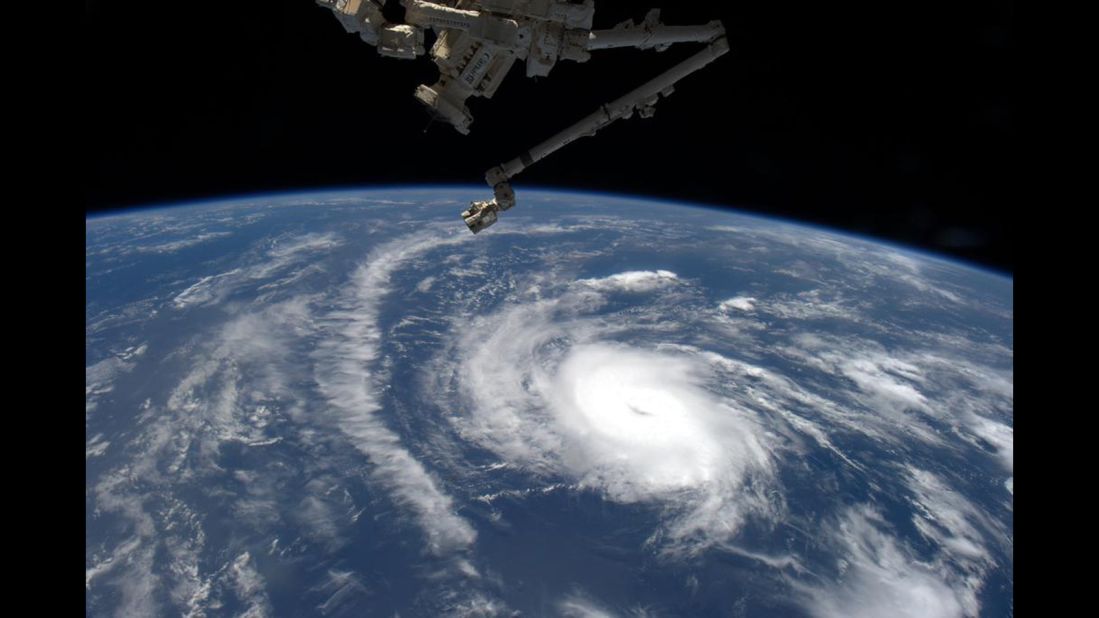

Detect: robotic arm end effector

[461,178,515,234]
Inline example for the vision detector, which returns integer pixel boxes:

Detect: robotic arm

[461,32,729,232]
[409,4,726,134]
[316,1,727,133]
[313,1,730,232]
[586,9,724,53]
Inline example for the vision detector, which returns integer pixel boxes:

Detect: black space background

[85,0,1014,273]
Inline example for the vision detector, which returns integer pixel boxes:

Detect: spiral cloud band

[445,270,781,553]
[87,197,1012,617]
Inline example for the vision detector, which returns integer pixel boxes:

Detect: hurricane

[87,189,1012,616]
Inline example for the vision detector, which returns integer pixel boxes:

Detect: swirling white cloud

[88,209,1012,617]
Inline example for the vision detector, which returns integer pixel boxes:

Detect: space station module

[316,1,728,232]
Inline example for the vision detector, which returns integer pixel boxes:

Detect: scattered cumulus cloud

[792,506,971,618]
[86,434,110,459]
[172,232,343,309]
[577,270,680,293]
[559,593,618,618]
[719,296,756,312]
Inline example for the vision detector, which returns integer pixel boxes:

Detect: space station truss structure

[316,0,729,232]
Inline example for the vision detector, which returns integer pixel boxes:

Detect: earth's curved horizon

[87,188,1013,617]
[88,186,1011,280]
